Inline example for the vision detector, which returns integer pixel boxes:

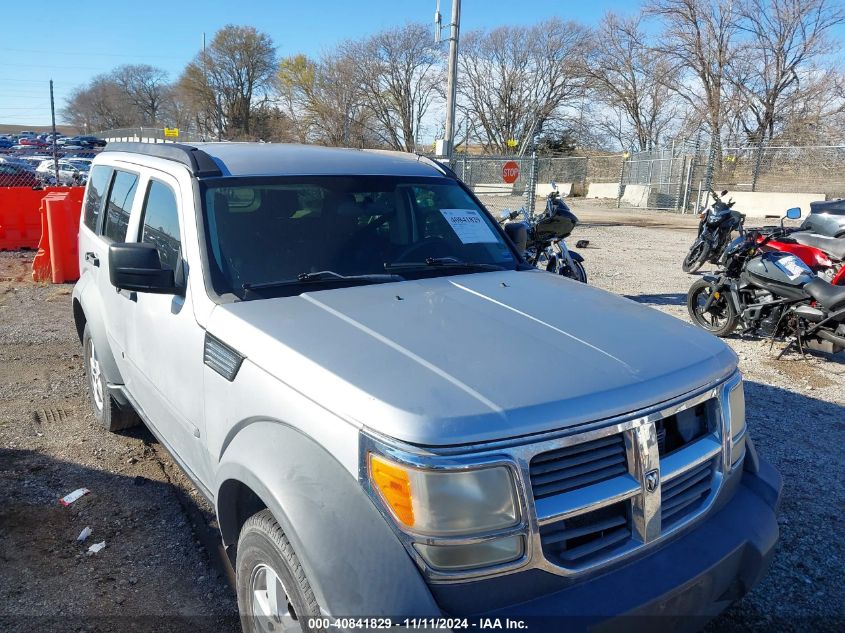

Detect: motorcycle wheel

[562,260,587,283]
[682,241,711,273]
[687,279,738,337]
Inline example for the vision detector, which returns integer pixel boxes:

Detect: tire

[82,324,139,432]
[682,240,711,273]
[559,259,587,283]
[236,509,323,633]
[686,279,738,337]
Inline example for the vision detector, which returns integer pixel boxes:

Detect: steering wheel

[392,237,453,263]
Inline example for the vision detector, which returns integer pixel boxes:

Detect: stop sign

[502,161,520,183]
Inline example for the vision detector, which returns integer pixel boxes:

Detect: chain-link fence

[713,144,845,198]
[0,148,97,188]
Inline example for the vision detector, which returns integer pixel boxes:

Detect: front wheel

[687,279,738,337]
[236,509,323,633]
[82,324,138,432]
[561,259,587,283]
[682,240,711,273]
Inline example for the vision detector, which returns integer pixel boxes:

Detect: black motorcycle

[687,208,845,356]
[682,189,745,273]
[500,183,587,283]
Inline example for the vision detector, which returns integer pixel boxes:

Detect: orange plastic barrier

[0,187,82,250]
[31,191,84,283]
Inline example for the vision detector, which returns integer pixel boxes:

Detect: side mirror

[785,207,801,220]
[108,243,179,295]
[721,190,729,196]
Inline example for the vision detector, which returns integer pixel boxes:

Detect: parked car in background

[0,138,13,149]
[18,137,48,148]
[36,159,87,185]
[77,135,106,148]
[800,199,845,238]
[0,163,39,187]
[15,155,53,170]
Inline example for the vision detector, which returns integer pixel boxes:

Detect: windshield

[200,175,517,299]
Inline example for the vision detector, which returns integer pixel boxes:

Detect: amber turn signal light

[370,454,415,527]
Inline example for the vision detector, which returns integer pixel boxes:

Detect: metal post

[616,153,627,208]
[751,136,765,192]
[49,79,59,186]
[703,129,717,195]
[443,0,461,159]
[523,149,538,217]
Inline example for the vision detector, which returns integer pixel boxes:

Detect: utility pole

[50,79,59,186]
[436,0,461,158]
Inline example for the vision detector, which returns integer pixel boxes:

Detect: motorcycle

[500,182,587,283]
[758,229,845,285]
[687,207,845,356]
[682,189,745,273]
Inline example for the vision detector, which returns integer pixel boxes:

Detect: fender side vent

[204,333,244,381]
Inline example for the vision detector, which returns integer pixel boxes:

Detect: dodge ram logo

[645,469,660,493]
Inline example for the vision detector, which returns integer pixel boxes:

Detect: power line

[0,46,186,60]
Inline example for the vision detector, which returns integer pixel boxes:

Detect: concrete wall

[586,182,620,199]
[620,184,649,208]
[474,183,514,196]
[536,182,572,198]
[719,191,824,218]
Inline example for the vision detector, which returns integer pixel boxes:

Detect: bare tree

[62,75,135,132]
[112,64,170,126]
[458,18,590,154]
[353,23,443,152]
[181,25,277,138]
[587,13,681,151]
[729,0,845,142]
[276,52,372,146]
[647,0,742,150]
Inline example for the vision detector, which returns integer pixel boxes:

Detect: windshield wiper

[384,257,506,272]
[243,270,404,291]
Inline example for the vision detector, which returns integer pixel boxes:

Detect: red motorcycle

[758,229,845,285]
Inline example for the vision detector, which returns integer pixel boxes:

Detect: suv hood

[209,271,736,446]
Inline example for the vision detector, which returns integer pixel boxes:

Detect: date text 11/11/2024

[306,617,529,630]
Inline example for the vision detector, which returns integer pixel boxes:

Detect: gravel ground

[0,203,843,632]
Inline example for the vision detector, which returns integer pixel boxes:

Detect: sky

[0,0,641,127]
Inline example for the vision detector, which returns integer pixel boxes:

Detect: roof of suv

[103,141,450,179]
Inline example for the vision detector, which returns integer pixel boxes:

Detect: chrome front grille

[661,458,717,528]
[529,434,627,500]
[540,501,631,566]
[531,388,729,574]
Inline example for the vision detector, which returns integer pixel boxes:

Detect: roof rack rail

[103,142,222,177]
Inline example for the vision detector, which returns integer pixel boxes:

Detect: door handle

[84,252,99,267]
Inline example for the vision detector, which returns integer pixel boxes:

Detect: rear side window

[102,170,138,242]
[83,165,112,231]
[140,180,181,271]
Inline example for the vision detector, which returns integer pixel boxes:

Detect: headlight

[728,380,746,466]
[369,454,519,535]
[369,454,523,571]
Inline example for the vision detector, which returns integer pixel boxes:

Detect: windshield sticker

[440,209,498,244]
[774,255,810,280]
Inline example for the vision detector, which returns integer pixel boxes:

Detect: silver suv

[73,142,781,632]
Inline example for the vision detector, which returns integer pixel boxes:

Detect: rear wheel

[687,279,738,337]
[682,240,711,273]
[82,324,138,432]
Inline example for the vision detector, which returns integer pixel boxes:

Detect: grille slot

[530,434,628,500]
[540,502,631,566]
[661,458,715,527]
[656,401,713,456]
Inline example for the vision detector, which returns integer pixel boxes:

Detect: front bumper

[429,457,781,632]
